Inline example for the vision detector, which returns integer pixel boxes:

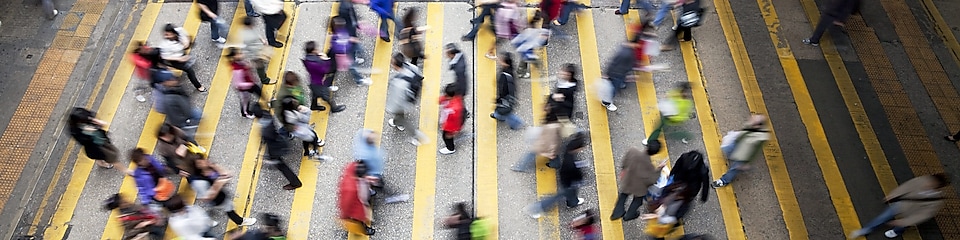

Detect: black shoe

[311,106,326,111]
[622,211,641,221]
[331,105,347,113]
[614,10,625,15]
[282,184,300,190]
[269,42,284,48]
[364,227,376,235]
[490,113,496,119]
[262,78,276,85]
[461,36,473,42]
[380,36,391,42]
[611,206,626,220]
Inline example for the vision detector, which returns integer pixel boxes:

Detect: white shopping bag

[643,39,661,57]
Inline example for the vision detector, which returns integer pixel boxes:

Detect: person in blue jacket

[370,0,397,42]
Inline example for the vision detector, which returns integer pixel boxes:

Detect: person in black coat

[68,108,127,173]
[445,43,469,96]
[159,79,201,141]
[491,53,524,130]
[255,110,302,190]
[527,132,589,218]
[545,64,579,123]
[803,0,861,46]
[660,150,710,222]
[600,42,638,111]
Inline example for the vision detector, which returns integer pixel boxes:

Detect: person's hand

[179,170,191,178]
[832,20,845,27]
[551,93,564,101]
[91,118,108,127]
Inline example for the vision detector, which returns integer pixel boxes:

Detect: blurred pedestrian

[711,115,769,188]
[329,16,372,86]
[130,148,175,209]
[255,110,302,190]
[526,132,589,218]
[439,85,466,154]
[103,194,164,240]
[651,0,681,27]
[165,195,218,240]
[486,0,522,59]
[159,77,202,140]
[511,12,550,79]
[338,161,376,236]
[653,151,710,224]
[545,64,579,123]
[443,203,474,240]
[659,0,702,51]
[611,142,663,221]
[398,8,426,66]
[131,42,157,103]
[303,41,346,112]
[227,47,263,119]
[510,119,564,172]
[615,0,654,15]
[250,0,286,48]
[598,41,639,112]
[279,96,325,159]
[554,0,588,26]
[225,213,287,240]
[491,53,523,130]
[188,156,257,226]
[158,24,206,92]
[156,123,199,178]
[275,71,309,111]
[68,108,126,173]
[642,82,693,145]
[461,0,501,41]
[848,173,950,239]
[369,0,397,42]
[386,53,428,145]
[445,43,469,96]
[354,129,385,189]
[802,0,861,47]
[571,209,599,240]
[240,17,275,85]
[196,0,227,47]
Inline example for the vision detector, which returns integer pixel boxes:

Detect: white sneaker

[604,103,618,111]
[356,58,365,64]
[409,138,421,146]
[681,138,689,144]
[388,118,405,131]
[213,37,226,43]
[240,218,257,226]
[847,229,868,239]
[358,78,373,86]
[135,95,146,102]
[641,138,649,145]
[575,197,585,206]
[209,221,219,227]
[439,148,455,155]
[521,72,531,78]
[884,230,898,238]
[317,139,325,147]
[52,9,59,16]
[329,85,339,92]
[525,205,542,219]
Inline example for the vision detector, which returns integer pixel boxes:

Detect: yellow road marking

[474,4,499,239]
[753,0,862,235]
[524,6,561,239]
[918,0,960,79]
[795,0,920,239]
[674,20,748,240]
[410,3,443,239]
[575,3,622,239]
[349,4,398,240]
[712,0,808,238]
[41,2,163,239]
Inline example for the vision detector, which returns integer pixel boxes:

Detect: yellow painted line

[574,3,622,239]
[918,0,960,78]
[524,6,561,239]
[349,4,398,240]
[40,2,163,239]
[410,3,443,239]
[474,4,499,239]
[674,20,748,240]
[754,0,861,235]
[713,0,808,238]
[794,0,920,239]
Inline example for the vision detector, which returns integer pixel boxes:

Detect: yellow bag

[644,219,675,237]
[184,142,207,159]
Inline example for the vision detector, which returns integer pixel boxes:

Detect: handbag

[153,178,175,201]
[557,117,576,139]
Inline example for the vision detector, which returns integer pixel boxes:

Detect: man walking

[802,0,861,46]
[848,174,950,238]
[711,115,769,188]
[386,53,428,145]
[251,0,286,48]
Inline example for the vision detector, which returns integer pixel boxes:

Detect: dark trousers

[557,3,587,25]
[667,26,692,44]
[443,130,456,151]
[263,11,287,44]
[274,158,303,188]
[310,84,335,108]
[808,15,836,44]
[463,4,498,40]
[167,60,202,89]
[227,210,244,225]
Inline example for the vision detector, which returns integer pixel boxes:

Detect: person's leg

[653,3,672,26]
[310,84,324,108]
[506,113,524,130]
[681,26,692,41]
[255,59,270,83]
[239,92,251,115]
[169,61,203,89]
[226,210,244,225]
[443,131,456,151]
[637,0,654,12]
[243,0,258,16]
[264,15,280,44]
[718,161,744,184]
[853,203,900,235]
[611,192,630,219]
[807,15,832,44]
[563,185,581,207]
[41,0,56,19]
[646,117,667,140]
[623,194,646,220]
[379,17,390,40]
[558,3,576,25]
[511,151,537,172]
[462,15,484,40]
[275,160,303,189]
[618,0,631,14]
[209,21,220,40]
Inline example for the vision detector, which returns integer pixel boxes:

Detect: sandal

[946,136,958,142]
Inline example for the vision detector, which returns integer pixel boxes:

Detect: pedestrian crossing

[26,0,960,240]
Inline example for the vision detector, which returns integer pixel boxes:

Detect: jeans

[493,112,524,130]
[512,152,539,172]
[462,4,497,40]
[652,3,674,26]
[207,20,222,40]
[263,11,287,44]
[619,0,655,14]
[719,161,746,184]
[529,184,580,214]
[167,60,202,89]
[349,44,365,83]
[243,0,258,16]
[808,15,836,44]
[557,3,588,25]
[609,75,627,98]
[378,14,398,40]
[858,203,906,235]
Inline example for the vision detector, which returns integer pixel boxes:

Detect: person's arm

[197,3,218,20]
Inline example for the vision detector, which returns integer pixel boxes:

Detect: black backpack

[402,64,424,102]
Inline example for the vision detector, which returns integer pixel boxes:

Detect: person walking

[386,53,429,145]
[650,0,681,27]
[511,119,564,172]
[159,77,202,140]
[196,0,227,47]
[848,173,950,238]
[711,115,770,188]
[642,82,693,145]
[526,132,589,218]
[802,0,861,46]
[189,155,258,226]
[279,96,326,159]
[445,43,469,97]
[943,130,959,142]
[338,161,376,236]
[354,129,386,189]
[370,0,397,42]
[443,203,475,240]
[228,47,263,119]
[256,111,303,190]
[511,13,550,79]
[240,17,275,85]
[102,194,164,240]
[130,148,175,209]
[485,0,521,59]
[652,151,710,227]
[156,123,200,177]
[158,24,207,92]
[659,0,702,51]
[545,64,579,123]
[491,53,523,130]
[399,8,426,66]
[303,41,347,113]
[329,16,373,86]
[165,195,218,240]
[461,0,501,42]
[276,71,310,111]
[611,142,663,221]
[337,0,367,65]
[598,41,639,112]
[250,0,286,48]
[68,108,126,172]
[554,0,588,26]
[242,0,260,17]
[614,0,654,15]
[439,85,466,155]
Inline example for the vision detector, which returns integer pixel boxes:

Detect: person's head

[162,24,179,40]
[645,139,662,155]
[445,43,461,58]
[402,8,418,28]
[444,84,458,97]
[130,148,149,167]
[134,41,150,54]
[391,53,406,69]
[559,64,578,81]
[281,96,300,111]
[243,17,254,27]
[226,47,242,61]
[305,41,319,55]
[498,53,514,69]
[69,107,95,127]
[164,195,186,213]
[354,161,368,178]
[454,202,470,216]
[283,71,300,86]
[158,123,176,140]
[676,82,692,98]
[932,173,951,188]
[331,16,347,31]
[746,114,766,128]
[530,10,543,27]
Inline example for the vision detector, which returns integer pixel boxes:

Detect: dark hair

[130,148,147,163]
[226,47,240,58]
[283,71,300,86]
[646,140,662,155]
[103,194,122,210]
[243,16,254,26]
[501,53,514,69]
[932,173,951,188]
[305,41,318,54]
[445,43,461,55]
[354,160,368,177]
[562,64,578,80]
[454,202,470,218]
[530,10,543,26]
[444,84,458,97]
[677,82,691,92]
[68,107,95,128]
[402,8,418,29]
[565,132,588,151]
[391,53,406,67]
[164,195,186,212]
[330,16,346,32]
[158,123,175,138]
[261,213,282,228]
[163,24,179,36]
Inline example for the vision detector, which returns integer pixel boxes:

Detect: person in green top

[275,71,309,110]
[643,82,694,145]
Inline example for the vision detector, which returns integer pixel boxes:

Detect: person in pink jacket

[227,47,262,118]
[486,0,522,59]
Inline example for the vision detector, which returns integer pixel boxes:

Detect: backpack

[679,8,704,28]
[719,130,743,157]
[402,65,424,102]
[469,217,489,240]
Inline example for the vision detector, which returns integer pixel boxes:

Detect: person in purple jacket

[131,148,168,207]
[303,41,346,113]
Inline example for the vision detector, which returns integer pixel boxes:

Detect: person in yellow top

[643,82,693,145]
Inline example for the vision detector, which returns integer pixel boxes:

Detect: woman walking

[486,0,522,59]
[280,96,326,159]
[398,8,425,66]
[189,155,257,226]
[491,53,523,130]
[610,143,662,221]
[158,24,206,92]
[130,148,174,209]
[330,16,373,86]
[439,85,466,155]
[227,47,262,119]
[68,108,127,173]
[303,41,346,112]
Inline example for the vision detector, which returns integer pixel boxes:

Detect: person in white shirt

[159,24,207,92]
[165,195,217,240]
[250,0,286,48]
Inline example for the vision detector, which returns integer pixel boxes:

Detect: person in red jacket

[439,85,465,155]
[338,161,375,236]
[227,47,262,118]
